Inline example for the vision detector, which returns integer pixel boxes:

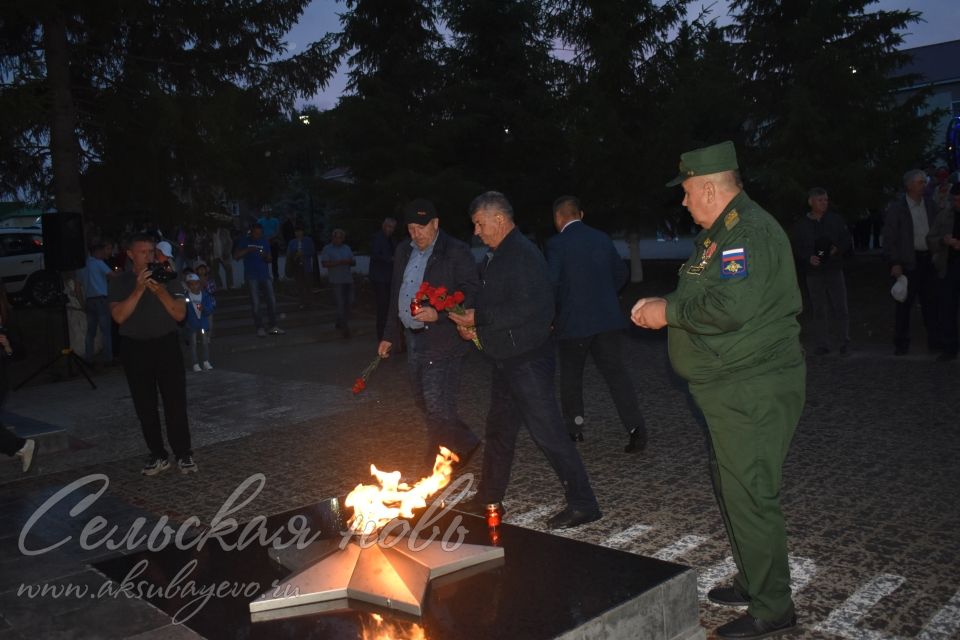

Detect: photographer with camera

[109,234,197,476]
[234,222,285,338]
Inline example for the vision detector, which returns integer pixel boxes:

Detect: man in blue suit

[546,196,647,453]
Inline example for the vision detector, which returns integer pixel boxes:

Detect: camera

[146,262,177,282]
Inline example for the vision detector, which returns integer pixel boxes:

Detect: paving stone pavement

[0,262,958,639]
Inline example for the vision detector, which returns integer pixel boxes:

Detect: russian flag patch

[721,247,747,278]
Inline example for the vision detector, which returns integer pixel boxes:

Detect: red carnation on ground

[351,356,381,394]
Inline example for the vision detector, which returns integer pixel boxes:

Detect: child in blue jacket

[184,273,216,371]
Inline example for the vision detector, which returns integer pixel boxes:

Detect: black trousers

[120,332,191,459]
[558,330,645,435]
[894,251,939,351]
[478,349,599,512]
[0,365,24,457]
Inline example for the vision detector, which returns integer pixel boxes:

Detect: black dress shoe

[546,506,601,530]
[708,585,751,607]
[716,612,797,639]
[453,496,506,518]
[569,431,584,442]
[624,427,647,453]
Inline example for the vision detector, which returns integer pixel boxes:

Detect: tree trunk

[42,11,84,213]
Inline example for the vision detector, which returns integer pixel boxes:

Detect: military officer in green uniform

[632,141,805,639]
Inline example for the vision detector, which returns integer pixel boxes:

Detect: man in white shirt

[882,169,941,355]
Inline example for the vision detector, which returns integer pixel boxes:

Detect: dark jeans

[293,267,312,308]
[406,330,479,467]
[120,332,191,460]
[894,251,939,351]
[558,330,644,436]
[373,280,392,341]
[805,270,850,350]
[478,349,599,512]
[0,368,23,456]
[332,282,354,329]
[84,296,113,362]
[939,259,960,355]
[248,278,277,329]
[269,240,281,281]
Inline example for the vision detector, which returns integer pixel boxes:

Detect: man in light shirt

[76,241,118,366]
[882,169,941,356]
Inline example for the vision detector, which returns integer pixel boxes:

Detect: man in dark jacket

[791,188,852,355]
[883,169,941,355]
[926,182,960,361]
[546,195,647,451]
[449,191,601,530]
[378,199,480,472]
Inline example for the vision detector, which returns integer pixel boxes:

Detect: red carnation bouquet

[411,282,481,350]
[352,355,382,394]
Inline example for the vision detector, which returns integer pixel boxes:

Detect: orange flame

[345,446,459,535]
[361,613,427,640]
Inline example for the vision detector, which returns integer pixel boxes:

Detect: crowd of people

[787,167,960,361]
[4,138,958,639]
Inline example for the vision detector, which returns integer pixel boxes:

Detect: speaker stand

[15,302,97,391]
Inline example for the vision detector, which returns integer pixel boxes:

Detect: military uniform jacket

[664,191,803,385]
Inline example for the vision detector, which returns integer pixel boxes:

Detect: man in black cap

[632,142,804,639]
[377,198,481,472]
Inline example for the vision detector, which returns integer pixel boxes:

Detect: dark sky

[284,0,960,111]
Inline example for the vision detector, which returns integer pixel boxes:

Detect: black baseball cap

[403,198,438,225]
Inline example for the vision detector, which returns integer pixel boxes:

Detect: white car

[0,227,62,306]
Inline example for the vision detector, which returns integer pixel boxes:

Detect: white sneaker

[192,363,202,372]
[16,439,36,473]
[269,326,286,335]
[142,455,170,476]
[202,361,213,370]
[177,455,198,474]
[256,328,267,338]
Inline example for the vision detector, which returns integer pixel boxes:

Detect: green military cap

[665,140,739,187]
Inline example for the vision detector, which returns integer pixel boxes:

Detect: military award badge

[687,239,718,275]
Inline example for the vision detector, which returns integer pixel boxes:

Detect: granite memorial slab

[95,498,703,640]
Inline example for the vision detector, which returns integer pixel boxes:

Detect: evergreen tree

[0,0,338,225]
[329,0,445,226]
[729,0,937,220]
[547,0,688,231]
[437,0,565,238]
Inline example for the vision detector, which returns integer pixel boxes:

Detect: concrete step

[2,413,71,453]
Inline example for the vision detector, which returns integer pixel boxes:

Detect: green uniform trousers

[689,361,805,621]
